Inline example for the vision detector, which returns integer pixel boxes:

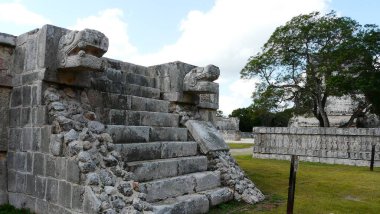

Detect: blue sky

[1,0,379,115]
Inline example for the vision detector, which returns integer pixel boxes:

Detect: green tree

[229,106,292,131]
[241,11,380,127]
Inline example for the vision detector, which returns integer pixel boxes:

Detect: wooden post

[370,145,375,171]
[287,155,299,214]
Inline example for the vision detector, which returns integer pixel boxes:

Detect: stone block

[150,127,188,142]
[8,128,22,151]
[26,153,33,173]
[140,174,195,202]
[127,158,179,182]
[178,156,208,175]
[0,32,16,46]
[32,127,41,151]
[33,152,45,176]
[7,170,16,192]
[25,174,35,195]
[67,159,80,184]
[15,152,26,171]
[55,157,66,179]
[35,176,46,199]
[201,187,233,207]
[22,127,32,151]
[161,141,198,159]
[45,155,56,177]
[0,159,7,191]
[117,142,161,162]
[11,87,22,107]
[106,125,150,143]
[9,108,21,128]
[108,109,126,125]
[46,178,58,203]
[58,181,72,208]
[22,85,32,107]
[35,198,49,214]
[71,184,84,211]
[185,120,228,154]
[193,171,221,192]
[15,172,26,193]
[21,107,31,126]
[25,35,37,71]
[40,125,51,153]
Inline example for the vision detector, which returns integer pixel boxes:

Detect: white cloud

[219,78,259,115]
[68,0,329,114]
[129,0,329,114]
[0,2,50,26]
[70,9,137,60]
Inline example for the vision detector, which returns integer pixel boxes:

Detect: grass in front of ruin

[227,143,254,149]
[210,155,380,214]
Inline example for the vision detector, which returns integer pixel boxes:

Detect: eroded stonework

[0,25,264,213]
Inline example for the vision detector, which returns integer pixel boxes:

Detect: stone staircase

[99,69,233,213]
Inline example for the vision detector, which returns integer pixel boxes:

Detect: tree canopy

[229,106,292,131]
[241,11,380,127]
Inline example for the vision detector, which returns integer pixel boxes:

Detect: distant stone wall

[215,117,241,141]
[253,127,380,166]
[241,132,255,139]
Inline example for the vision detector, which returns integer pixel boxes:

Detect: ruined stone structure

[0,25,264,213]
[215,117,241,141]
[253,127,380,166]
[289,96,380,127]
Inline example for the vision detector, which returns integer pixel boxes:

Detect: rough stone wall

[5,27,70,213]
[253,127,380,166]
[0,32,16,204]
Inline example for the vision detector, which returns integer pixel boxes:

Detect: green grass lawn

[227,143,254,149]
[210,155,380,214]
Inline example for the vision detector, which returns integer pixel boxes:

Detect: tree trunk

[340,102,370,128]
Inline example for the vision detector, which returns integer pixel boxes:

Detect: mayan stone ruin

[0,25,265,213]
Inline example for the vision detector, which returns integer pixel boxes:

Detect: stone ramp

[102,69,235,213]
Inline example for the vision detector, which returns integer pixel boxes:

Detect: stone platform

[0,25,264,213]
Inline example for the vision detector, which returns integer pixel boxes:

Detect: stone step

[125,72,156,88]
[126,156,207,182]
[151,187,233,214]
[139,171,221,202]
[91,75,160,99]
[90,92,169,113]
[125,111,179,127]
[150,127,188,142]
[124,83,160,99]
[116,141,198,162]
[106,125,150,143]
[106,126,188,143]
[130,96,169,113]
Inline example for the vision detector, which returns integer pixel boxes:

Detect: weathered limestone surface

[185,120,229,154]
[1,24,264,213]
[253,127,380,166]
